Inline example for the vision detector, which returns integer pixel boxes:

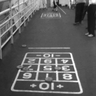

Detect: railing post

[27,0,30,22]
[30,0,33,18]
[23,0,26,27]
[18,0,21,34]
[9,0,14,44]
[0,26,2,59]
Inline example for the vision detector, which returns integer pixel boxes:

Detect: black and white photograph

[0,0,96,96]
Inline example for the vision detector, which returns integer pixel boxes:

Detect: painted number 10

[43,53,54,58]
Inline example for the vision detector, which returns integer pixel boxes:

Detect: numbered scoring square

[59,73,77,81]
[57,59,73,64]
[24,58,39,64]
[40,59,55,64]
[18,72,36,80]
[40,65,56,71]
[39,65,74,72]
[21,65,38,71]
[38,72,56,80]
[13,81,81,92]
[58,65,75,72]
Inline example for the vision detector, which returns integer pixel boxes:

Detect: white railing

[0,0,41,59]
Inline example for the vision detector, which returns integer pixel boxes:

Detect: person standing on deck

[85,0,96,37]
[73,0,87,25]
[53,0,58,11]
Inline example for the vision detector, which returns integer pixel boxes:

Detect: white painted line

[70,53,83,94]
[11,53,28,91]
[16,79,78,82]
[41,13,43,18]
[11,52,83,94]
[59,13,61,18]
[36,55,42,57]
[58,6,66,15]
[56,58,59,81]
[35,58,41,81]
[55,55,60,57]
[10,89,83,94]
[46,73,49,78]
[28,47,70,49]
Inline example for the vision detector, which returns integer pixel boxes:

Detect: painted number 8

[23,73,32,79]
[63,74,72,80]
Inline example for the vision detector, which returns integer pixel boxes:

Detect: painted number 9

[23,73,32,79]
[63,74,72,80]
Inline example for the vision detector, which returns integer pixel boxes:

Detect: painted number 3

[63,74,72,80]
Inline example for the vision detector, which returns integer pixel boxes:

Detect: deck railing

[0,0,41,59]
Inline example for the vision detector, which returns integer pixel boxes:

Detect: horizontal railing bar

[0,1,26,16]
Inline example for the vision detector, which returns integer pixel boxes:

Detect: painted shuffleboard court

[41,12,61,19]
[11,51,83,94]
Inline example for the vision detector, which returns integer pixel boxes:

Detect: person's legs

[79,3,85,23]
[53,1,57,11]
[82,5,88,21]
[88,4,96,36]
[74,3,82,25]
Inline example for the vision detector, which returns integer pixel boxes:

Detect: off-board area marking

[11,52,83,94]
[28,47,70,50]
[41,12,61,19]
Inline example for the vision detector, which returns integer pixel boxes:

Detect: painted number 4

[61,59,68,64]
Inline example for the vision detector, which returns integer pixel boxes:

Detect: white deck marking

[46,73,49,78]
[36,55,42,57]
[28,47,70,49]
[41,12,61,19]
[41,13,43,18]
[56,58,59,81]
[11,53,28,91]
[70,53,83,94]
[59,13,61,18]
[11,52,83,94]
[58,6,66,15]
[36,58,41,81]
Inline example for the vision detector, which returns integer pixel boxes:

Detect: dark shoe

[73,22,80,25]
[86,27,88,29]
